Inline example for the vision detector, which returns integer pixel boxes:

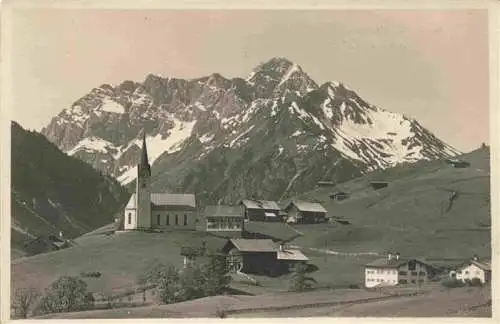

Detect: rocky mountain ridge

[41,57,459,204]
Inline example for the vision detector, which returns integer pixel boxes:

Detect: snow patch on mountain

[100,99,125,114]
[67,137,117,156]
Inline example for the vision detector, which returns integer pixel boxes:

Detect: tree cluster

[138,253,231,304]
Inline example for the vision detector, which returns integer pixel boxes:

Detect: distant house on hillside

[364,253,436,288]
[446,159,471,168]
[317,181,336,188]
[239,199,281,222]
[449,256,491,284]
[197,205,244,233]
[370,181,389,190]
[284,201,328,224]
[330,191,350,201]
[123,133,197,231]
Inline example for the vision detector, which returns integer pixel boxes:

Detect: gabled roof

[229,238,277,252]
[244,221,303,242]
[459,259,492,271]
[151,193,196,208]
[286,201,327,213]
[125,193,196,209]
[277,248,309,261]
[240,199,280,211]
[204,205,244,218]
[365,258,431,269]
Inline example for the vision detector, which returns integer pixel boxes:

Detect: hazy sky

[9,9,489,152]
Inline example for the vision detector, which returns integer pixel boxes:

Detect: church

[123,133,197,231]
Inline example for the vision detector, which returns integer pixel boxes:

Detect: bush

[441,278,465,288]
[36,276,92,315]
[80,271,102,278]
[469,278,483,286]
[288,263,316,292]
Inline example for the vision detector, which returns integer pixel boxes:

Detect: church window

[166,214,170,226]
[184,214,188,226]
[175,214,179,225]
[128,213,132,225]
[157,214,161,225]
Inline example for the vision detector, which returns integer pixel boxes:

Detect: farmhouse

[222,238,308,276]
[239,199,281,222]
[284,201,328,224]
[197,205,244,233]
[450,256,491,284]
[364,253,435,288]
[123,134,197,231]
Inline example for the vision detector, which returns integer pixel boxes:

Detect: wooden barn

[239,199,281,222]
[222,238,309,276]
[222,238,280,276]
[284,201,328,224]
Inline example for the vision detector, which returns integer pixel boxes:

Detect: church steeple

[139,131,151,176]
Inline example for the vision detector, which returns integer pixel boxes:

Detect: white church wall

[124,209,137,230]
[151,210,197,230]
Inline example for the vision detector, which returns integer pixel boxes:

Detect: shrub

[288,263,317,292]
[441,278,465,288]
[80,271,102,278]
[36,276,91,315]
[469,278,483,286]
[11,287,39,319]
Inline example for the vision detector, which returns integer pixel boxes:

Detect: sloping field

[229,286,491,318]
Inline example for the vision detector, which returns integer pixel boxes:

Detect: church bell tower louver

[136,131,152,229]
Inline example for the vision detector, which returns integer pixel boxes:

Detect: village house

[239,199,281,222]
[364,253,435,288]
[449,256,491,284]
[123,133,197,231]
[284,201,328,224]
[222,238,308,276]
[197,205,244,233]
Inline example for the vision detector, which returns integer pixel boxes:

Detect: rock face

[41,57,460,205]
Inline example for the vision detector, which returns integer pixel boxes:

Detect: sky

[8,8,490,152]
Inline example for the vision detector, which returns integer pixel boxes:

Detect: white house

[364,253,434,288]
[123,133,197,231]
[450,257,491,284]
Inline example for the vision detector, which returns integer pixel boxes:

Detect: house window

[207,217,217,229]
[411,280,416,284]
[184,214,188,226]
[465,271,469,275]
[399,271,407,275]
[399,279,407,284]
[411,271,418,276]
[408,261,416,271]
[166,214,170,226]
[157,214,161,225]
[418,279,424,283]
[419,271,426,276]
[128,213,132,225]
[175,214,179,225]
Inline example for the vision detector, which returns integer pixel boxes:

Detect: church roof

[125,193,196,209]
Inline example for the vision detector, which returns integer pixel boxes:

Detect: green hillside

[11,121,130,258]
[11,146,490,302]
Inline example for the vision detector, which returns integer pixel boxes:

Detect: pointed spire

[139,130,151,175]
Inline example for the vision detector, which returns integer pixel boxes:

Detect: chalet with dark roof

[284,200,328,224]
[239,199,281,222]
